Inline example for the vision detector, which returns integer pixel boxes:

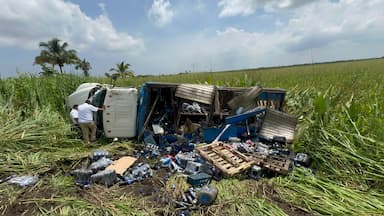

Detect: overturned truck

[68,82,287,139]
[68,82,301,177]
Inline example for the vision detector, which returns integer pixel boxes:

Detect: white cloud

[281,0,384,51]
[148,0,175,27]
[1,0,383,76]
[218,0,258,17]
[218,0,315,17]
[0,0,144,54]
[215,0,384,58]
[144,0,384,74]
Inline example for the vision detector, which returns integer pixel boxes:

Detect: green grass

[274,168,384,215]
[206,179,288,216]
[0,58,384,215]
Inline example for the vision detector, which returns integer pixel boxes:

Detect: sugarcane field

[1,1,384,215]
[1,57,384,215]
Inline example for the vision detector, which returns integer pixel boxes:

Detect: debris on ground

[121,163,153,185]
[91,169,117,186]
[89,157,113,172]
[106,156,137,175]
[7,175,39,187]
[90,149,110,161]
[196,185,218,205]
[293,153,312,167]
[68,84,312,214]
[71,168,93,187]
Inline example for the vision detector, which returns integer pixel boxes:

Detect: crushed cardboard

[106,156,137,175]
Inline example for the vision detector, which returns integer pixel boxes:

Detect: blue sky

[0,0,383,77]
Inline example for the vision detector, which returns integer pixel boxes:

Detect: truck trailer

[68,82,287,142]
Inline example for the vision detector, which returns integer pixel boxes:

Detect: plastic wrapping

[91,169,117,186]
[184,161,202,175]
[89,157,113,172]
[182,102,205,114]
[175,152,197,168]
[128,163,152,181]
[8,175,39,187]
[71,169,93,186]
[90,150,110,162]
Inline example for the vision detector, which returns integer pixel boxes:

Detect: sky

[0,0,383,77]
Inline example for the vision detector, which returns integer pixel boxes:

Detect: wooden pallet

[196,142,255,176]
[264,155,292,174]
[249,154,292,174]
[197,142,292,176]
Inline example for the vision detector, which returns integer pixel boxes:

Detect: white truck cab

[68,83,138,138]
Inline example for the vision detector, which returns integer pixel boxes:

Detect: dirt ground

[0,151,310,216]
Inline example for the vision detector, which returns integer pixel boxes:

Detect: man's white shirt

[78,103,98,123]
[70,109,79,124]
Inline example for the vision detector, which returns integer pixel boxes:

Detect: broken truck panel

[258,109,298,143]
[227,86,263,111]
[203,126,238,143]
[175,84,216,105]
[218,87,285,109]
[224,107,266,124]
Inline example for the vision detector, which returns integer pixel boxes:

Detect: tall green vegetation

[34,38,79,74]
[0,74,90,116]
[274,168,384,215]
[0,58,383,215]
[39,63,58,77]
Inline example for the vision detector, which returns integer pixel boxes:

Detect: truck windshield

[90,88,107,107]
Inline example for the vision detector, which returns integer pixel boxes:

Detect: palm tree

[104,72,119,86]
[75,58,92,77]
[39,63,57,76]
[109,61,135,78]
[34,38,79,73]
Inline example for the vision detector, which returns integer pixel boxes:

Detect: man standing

[70,105,79,125]
[78,100,104,144]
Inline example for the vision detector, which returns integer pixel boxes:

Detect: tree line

[34,38,134,80]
